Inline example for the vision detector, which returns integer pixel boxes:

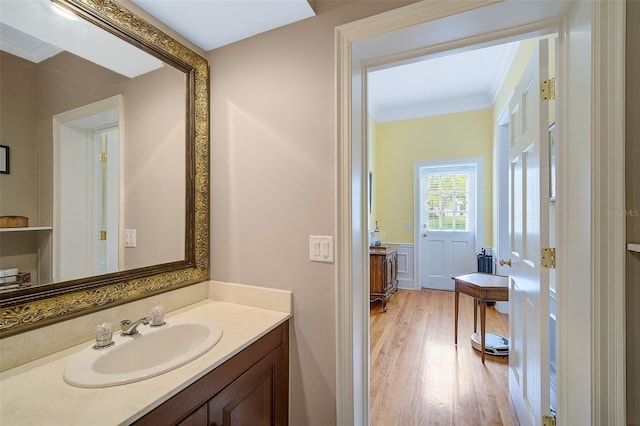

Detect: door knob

[422,232,427,237]
[499,259,512,267]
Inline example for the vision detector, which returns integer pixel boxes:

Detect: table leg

[454,289,459,345]
[473,299,478,333]
[480,301,487,364]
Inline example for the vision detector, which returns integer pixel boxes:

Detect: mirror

[0,0,209,337]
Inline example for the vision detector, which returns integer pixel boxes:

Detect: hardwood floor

[370,289,519,426]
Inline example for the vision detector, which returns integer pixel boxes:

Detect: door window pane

[424,171,469,231]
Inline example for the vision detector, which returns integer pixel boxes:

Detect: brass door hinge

[541,78,556,100]
[543,414,557,426]
[541,247,556,269]
[99,231,107,241]
[99,153,108,163]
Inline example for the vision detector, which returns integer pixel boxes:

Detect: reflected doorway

[53,95,123,282]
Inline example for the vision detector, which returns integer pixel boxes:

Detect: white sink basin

[64,318,223,388]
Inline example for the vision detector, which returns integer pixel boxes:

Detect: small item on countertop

[370,221,385,247]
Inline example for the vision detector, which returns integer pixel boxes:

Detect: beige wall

[626,0,640,422]
[118,64,186,269]
[0,53,38,221]
[0,53,41,276]
[373,109,494,244]
[208,2,415,424]
[0,49,186,280]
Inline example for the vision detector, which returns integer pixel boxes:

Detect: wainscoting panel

[394,243,414,290]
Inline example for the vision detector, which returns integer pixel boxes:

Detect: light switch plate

[124,229,136,248]
[309,235,333,263]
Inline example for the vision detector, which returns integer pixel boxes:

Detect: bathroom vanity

[135,321,288,425]
[0,287,291,426]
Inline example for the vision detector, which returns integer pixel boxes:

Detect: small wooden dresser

[369,244,398,312]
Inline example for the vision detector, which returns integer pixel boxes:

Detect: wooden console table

[453,273,509,363]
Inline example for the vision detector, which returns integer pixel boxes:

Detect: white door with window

[507,39,551,426]
[416,159,482,290]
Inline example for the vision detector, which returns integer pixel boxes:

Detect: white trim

[391,243,415,290]
[590,0,626,424]
[335,22,367,426]
[494,96,512,278]
[335,1,625,425]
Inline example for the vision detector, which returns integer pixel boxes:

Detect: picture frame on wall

[368,172,372,213]
[0,145,8,174]
[549,123,557,201]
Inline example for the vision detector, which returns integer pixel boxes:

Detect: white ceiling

[2,0,518,121]
[131,1,519,122]
[368,42,519,123]
[0,23,62,63]
[131,0,316,51]
[0,0,163,78]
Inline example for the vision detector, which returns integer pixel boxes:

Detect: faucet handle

[93,323,114,349]
[150,305,166,327]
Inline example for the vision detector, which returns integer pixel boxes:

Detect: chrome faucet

[120,317,151,336]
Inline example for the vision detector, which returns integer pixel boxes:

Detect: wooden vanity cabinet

[369,245,398,312]
[133,321,289,426]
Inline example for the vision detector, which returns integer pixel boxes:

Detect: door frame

[495,101,511,279]
[335,1,626,425]
[52,95,125,281]
[413,157,484,290]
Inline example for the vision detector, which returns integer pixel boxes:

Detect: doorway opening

[415,158,482,290]
[336,1,625,424]
[365,31,557,423]
[52,95,123,282]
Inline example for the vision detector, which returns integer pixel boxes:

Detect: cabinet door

[208,348,286,426]
[385,254,393,291]
[177,403,208,426]
[132,322,288,426]
[369,254,382,294]
[391,251,398,287]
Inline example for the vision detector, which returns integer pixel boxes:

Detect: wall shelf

[628,243,640,252]
[0,226,53,285]
[0,226,52,233]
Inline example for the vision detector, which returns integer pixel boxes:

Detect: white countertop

[0,299,291,425]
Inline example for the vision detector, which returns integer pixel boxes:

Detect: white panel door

[59,124,92,281]
[420,164,477,290]
[91,127,120,275]
[507,39,551,426]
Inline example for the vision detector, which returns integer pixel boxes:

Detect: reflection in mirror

[0,0,186,289]
[0,0,208,337]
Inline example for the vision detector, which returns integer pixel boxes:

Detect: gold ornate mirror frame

[0,0,209,337]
